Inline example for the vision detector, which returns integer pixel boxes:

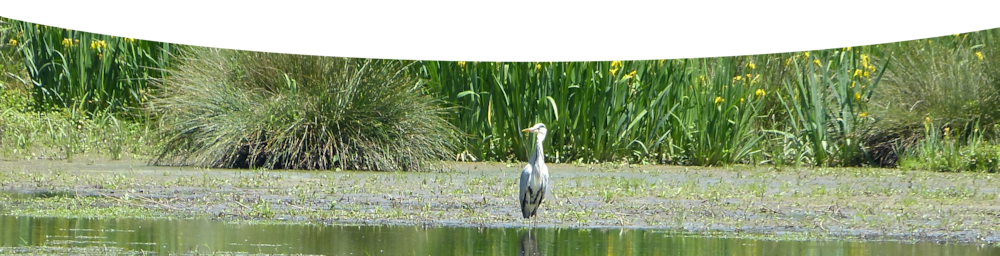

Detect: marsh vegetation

[3,18,999,172]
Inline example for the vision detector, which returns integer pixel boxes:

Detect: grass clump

[875,31,1000,171]
[149,47,459,171]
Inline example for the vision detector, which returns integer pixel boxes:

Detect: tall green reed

[4,19,176,119]
[422,60,681,164]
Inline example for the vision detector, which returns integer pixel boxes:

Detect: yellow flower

[61,38,73,47]
[90,40,107,50]
[457,61,466,69]
[853,69,863,77]
[851,81,856,88]
[944,127,951,136]
[855,92,861,101]
[813,59,822,67]
[845,46,852,51]
[536,63,542,71]
[925,116,931,124]
[858,112,868,118]
[976,52,984,61]
[714,96,724,104]
[740,98,745,104]
[803,52,810,58]
[528,47,542,55]
[624,70,637,79]
[755,89,766,97]
[7,39,16,46]
[733,75,742,81]
[746,62,755,69]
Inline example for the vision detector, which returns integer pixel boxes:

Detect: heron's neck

[529,133,545,165]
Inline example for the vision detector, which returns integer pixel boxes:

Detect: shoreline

[2,157,999,245]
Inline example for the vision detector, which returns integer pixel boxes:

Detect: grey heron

[519,123,549,219]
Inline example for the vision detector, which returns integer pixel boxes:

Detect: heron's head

[522,123,547,135]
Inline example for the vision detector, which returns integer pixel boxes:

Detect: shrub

[149,48,459,171]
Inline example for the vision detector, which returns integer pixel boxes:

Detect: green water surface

[0,215,995,255]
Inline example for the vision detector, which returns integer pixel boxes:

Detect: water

[0,215,996,255]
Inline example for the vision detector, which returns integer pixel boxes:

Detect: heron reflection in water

[519,231,542,256]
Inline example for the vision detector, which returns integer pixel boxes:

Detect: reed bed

[421,29,1000,169]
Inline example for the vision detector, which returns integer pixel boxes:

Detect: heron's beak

[522,127,534,133]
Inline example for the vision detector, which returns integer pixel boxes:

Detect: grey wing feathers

[520,165,531,218]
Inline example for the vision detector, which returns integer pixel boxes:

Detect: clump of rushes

[148,47,459,171]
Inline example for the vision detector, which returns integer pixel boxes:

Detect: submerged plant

[149,48,459,171]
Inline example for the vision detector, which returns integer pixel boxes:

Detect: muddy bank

[2,158,1000,245]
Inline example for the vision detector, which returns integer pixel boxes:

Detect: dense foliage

[2,17,999,172]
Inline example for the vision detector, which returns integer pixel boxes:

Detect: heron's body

[519,123,549,219]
